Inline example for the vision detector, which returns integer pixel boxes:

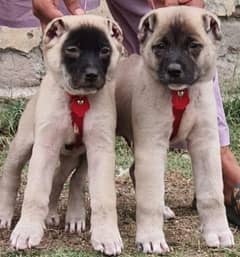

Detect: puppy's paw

[163,206,175,220]
[0,210,13,229]
[45,210,60,227]
[136,229,170,254]
[65,218,86,234]
[203,228,234,248]
[10,220,45,250]
[91,224,123,256]
[0,201,14,229]
[65,204,86,234]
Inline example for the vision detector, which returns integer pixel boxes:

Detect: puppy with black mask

[0,15,124,255]
[114,6,234,254]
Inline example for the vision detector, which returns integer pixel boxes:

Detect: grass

[1,82,240,257]
[0,249,102,257]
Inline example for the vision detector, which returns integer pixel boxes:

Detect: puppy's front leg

[132,85,171,254]
[84,98,122,256]
[188,126,234,248]
[134,141,169,254]
[10,125,66,250]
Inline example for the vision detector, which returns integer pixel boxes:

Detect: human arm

[148,0,204,8]
[32,0,84,30]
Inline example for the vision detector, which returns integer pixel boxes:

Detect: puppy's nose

[85,68,99,82]
[167,63,183,78]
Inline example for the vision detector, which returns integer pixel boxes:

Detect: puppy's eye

[100,46,111,57]
[152,42,168,55]
[64,46,80,58]
[189,42,202,49]
[155,42,167,50]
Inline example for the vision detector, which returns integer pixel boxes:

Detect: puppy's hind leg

[46,154,80,227]
[0,137,33,229]
[130,162,175,220]
[65,156,87,234]
[10,122,67,250]
[0,98,35,229]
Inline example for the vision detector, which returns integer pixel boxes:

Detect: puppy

[0,15,124,255]
[114,6,234,254]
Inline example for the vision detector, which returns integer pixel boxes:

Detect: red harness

[69,95,90,144]
[68,89,189,145]
[170,89,190,140]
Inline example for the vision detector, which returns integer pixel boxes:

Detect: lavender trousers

[0,0,230,146]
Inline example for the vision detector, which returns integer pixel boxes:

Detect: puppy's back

[115,54,142,142]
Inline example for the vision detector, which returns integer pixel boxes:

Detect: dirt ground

[0,171,195,253]
[1,170,240,257]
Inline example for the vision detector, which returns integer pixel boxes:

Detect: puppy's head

[138,6,221,90]
[43,15,123,95]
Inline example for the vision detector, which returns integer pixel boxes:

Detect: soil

[0,171,211,255]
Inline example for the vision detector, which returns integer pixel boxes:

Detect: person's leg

[106,0,150,54]
[214,72,240,205]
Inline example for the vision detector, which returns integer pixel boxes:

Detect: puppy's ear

[44,18,68,47]
[203,13,222,41]
[138,11,157,44]
[107,19,123,43]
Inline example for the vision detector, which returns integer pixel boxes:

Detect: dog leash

[69,95,90,145]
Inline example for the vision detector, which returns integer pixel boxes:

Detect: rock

[205,0,236,16]
[0,26,44,98]
[217,20,240,91]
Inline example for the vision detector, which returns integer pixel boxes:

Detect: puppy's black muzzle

[158,61,196,86]
[84,67,99,83]
[167,63,183,79]
[71,67,105,91]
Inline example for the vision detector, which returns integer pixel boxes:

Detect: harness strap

[170,89,190,140]
[69,95,90,145]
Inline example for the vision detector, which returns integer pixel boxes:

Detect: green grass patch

[0,99,26,137]
[1,249,98,257]
[115,136,133,172]
[224,95,240,162]
[167,150,192,178]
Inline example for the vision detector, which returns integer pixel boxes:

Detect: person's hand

[32,0,84,30]
[148,0,204,8]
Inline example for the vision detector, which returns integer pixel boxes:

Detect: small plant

[115,136,133,173]
[0,98,26,150]
[223,96,240,160]
[0,99,26,136]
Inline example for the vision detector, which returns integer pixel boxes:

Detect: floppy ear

[138,11,157,44]
[107,18,123,43]
[43,18,68,47]
[203,13,222,41]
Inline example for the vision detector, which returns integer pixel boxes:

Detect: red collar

[170,89,190,140]
[69,95,90,144]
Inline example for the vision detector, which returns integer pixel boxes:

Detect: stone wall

[206,0,240,17]
[0,0,239,98]
[0,27,43,98]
